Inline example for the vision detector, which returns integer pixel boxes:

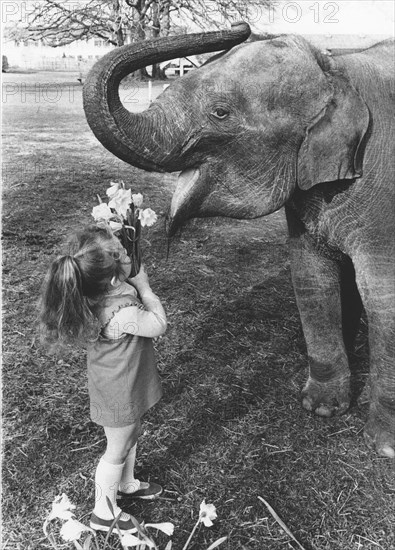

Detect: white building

[3,37,113,71]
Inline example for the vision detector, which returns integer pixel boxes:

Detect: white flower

[109,188,132,217]
[46,494,76,521]
[106,181,121,199]
[199,500,217,527]
[146,522,175,536]
[119,532,142,547]
[132,193,144,207]
[60,518,93,542]
[109,220,123,232]
[121,532,156,548]
[138,208,157,227]
[92,203,112,221]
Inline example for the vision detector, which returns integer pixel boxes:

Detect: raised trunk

[83,22,251,172]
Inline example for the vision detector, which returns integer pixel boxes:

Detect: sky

[1,0,394,38]
[255,0,394,36]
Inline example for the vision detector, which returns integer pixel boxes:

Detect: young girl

[40,224,167,534]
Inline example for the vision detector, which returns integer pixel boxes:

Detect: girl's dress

[87,284,162,428]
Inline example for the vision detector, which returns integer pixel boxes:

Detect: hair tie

[70,255,82,274]
[61,254,77,265]
[61,254,82,281]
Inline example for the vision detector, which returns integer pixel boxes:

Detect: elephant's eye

[211,108,229,120]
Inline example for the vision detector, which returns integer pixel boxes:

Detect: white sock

[119,444,141,494]
[93,457,128,520]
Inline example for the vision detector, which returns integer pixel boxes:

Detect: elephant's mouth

[168,166,204,236]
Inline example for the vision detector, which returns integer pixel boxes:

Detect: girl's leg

[119,443,140,493]
[93,424,139,519]
[102,423,140,464]
[93,458,125,519]
[118,444,163,498]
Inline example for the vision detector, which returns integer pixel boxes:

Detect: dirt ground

[2,72,394,550]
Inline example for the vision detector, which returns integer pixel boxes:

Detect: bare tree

[6,0,271,78]
[17,0,131,47]
[171,0,270,31]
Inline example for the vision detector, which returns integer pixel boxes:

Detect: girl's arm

[106,296,167,338]
[105,265,167,339]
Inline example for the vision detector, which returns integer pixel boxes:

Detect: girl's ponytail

[40,254,97,347]
[40,224,122,349]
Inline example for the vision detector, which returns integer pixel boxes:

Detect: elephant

[83,22,395,458]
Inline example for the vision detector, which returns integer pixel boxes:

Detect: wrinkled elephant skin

[83,27,395,458]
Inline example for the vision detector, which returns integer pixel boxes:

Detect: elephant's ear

[297,78,370,190]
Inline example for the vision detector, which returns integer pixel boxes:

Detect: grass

[2,73,395,550]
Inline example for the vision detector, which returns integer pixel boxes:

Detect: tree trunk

[112,0,124,46]
[137,19,149,78]
[129,1,149,79]
[161,1,170,38]
[151,0,170,80]
[151,0,164,79]
[151,64,167,79]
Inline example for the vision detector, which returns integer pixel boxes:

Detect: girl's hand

[129,264,151,293]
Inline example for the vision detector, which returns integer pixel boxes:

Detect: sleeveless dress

[86,287,163,428]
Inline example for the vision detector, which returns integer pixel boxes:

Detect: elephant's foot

[301,375,350,417]
[364,408,395,458]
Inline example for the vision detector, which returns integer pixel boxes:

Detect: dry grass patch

[2,74,394,550]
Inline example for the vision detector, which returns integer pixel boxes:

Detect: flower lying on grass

[43,494,226,550]
[199,500,218,527]
[60,518,93,542]
[46,493,76,521]
[91,181,158,277]
[181,500,226,550]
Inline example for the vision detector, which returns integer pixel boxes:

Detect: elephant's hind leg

[289,235,351,417]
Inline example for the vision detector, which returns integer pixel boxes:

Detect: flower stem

[92,532,101,550]
[43,521,59,550]
[181,519,200,550]
[46,534,59,550]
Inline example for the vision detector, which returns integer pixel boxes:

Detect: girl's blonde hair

[40,225,125,347]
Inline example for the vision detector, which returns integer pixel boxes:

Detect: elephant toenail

[302,398,313,411]
[315,406,332,417]
[379,445,395,458]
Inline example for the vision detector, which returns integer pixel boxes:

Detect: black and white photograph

[2,1,394,548]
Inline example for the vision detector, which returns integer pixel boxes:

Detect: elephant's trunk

[83,22,251,172]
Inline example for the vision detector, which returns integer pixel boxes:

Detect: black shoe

[90,512,136,534]
[117,482,163,501]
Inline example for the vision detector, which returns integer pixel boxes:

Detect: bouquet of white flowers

[92,181,158,277]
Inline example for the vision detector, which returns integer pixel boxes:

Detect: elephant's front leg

[289,234,351,416]
[355,257,395,458]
